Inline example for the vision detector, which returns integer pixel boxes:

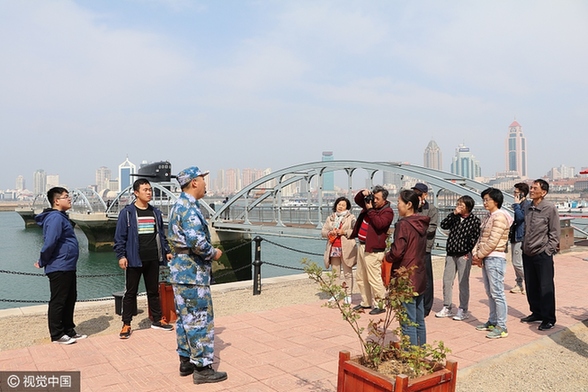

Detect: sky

[1,0,587,191]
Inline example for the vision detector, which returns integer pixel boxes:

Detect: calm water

[0,211,325,310]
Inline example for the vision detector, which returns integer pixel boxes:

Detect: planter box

[159,282,177,323]
[337,351,457,392]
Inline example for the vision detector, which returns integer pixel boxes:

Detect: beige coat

[322,212,357,269]
[472,209,513,259]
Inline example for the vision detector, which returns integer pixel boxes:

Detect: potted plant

[303,259,457,392]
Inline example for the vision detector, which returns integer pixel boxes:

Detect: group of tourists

[321,179,560,346]
[35,166,227,385]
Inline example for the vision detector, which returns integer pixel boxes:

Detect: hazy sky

[1,0,587,190]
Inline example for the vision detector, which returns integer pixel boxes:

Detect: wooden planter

[337,351,457,392]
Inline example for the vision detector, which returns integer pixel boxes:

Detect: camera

[364,193,374,204]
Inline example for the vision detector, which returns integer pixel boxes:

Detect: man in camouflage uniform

[168,166,227,384]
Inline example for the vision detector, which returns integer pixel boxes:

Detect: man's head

[133,178,152,204]
[371,185,388,209]
[411,183,429,198]
[513,182,529,198]
[177,166,209,199]
[529,179,549,202]
[47,187,71,211]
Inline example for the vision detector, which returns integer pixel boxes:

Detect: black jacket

[440,213,481,257]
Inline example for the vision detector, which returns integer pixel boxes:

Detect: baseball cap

[412,183,429,193]
[177,166,209,187]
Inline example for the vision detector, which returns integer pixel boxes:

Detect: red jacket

[350,191,394,252]
[383,214,430,295]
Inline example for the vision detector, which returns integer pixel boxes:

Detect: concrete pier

[69,212,118,252]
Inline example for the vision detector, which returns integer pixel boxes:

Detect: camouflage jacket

[168,192,216,285]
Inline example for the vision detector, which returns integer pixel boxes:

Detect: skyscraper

[46,175,60,189]
[95,166,111,192]
[424,140,443,171]
[118,156,137,192]
[322,151,334,193]
[505,120,527,178]
[15,175,25,191]
[33,169,46,195]
[450,144,481,179]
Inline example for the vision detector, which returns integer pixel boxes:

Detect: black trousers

[47,271,77,341]
[522,251,556,324]
[122,258,162,325]
[423,252,434,317]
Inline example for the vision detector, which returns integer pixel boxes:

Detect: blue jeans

[481,257,507,330]
[402,295,426,346]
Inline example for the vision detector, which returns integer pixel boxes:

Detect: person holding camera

[350,186,394,315]
[509,182,531,294]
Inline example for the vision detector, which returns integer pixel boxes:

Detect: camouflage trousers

[172,284,215,367]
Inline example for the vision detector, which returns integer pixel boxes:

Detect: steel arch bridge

[210,160,514,239]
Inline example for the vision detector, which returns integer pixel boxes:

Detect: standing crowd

[34,174,560,385]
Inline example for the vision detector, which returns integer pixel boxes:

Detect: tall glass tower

[118,156,136,192]
[424,140,443,171]
[450,144,481,179]
[505,120,527,177]
[33,169,46,195]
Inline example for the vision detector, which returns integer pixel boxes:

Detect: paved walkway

[2,249,588,391]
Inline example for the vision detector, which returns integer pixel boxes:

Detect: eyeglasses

[57,195,72,200]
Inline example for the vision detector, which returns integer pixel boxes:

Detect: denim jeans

[481,256,508,330]
[402,295,426,346]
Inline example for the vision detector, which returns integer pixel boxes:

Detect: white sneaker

[53,335,76,345]
[344,296,352,304]
[328,296,336,302]
[452,308,469,321]
[435,306,453,318]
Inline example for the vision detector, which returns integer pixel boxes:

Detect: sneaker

[486,327,508,339]
[510,285,524,294]
[343,296,352,305]
[152,318,174,331]
[435,306,453,318]
[452,308,469,321]
[70,333,87,340]
[476,321,496,331]
[193,365,228,384]
[53,335,76,345]
[328,296,337,302]
[119,324,131,339]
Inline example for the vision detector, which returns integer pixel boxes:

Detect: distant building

[450,144,481,180]
[505,120,527,178]
[322,151,334,193]
[95,166,111,193]
[118,156,136,192]
[33,169,46,195]
[424,140,443,171]
[46,175,60,189]
[15,175,25,191]
[546,164,575,181]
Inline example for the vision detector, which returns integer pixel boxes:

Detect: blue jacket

[511,199,531,243]
[35,209,79,274]
[114,203,171,268]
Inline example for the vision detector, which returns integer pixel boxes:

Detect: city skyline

[1,2,587,190]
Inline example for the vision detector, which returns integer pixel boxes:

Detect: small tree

[303,259,450,378]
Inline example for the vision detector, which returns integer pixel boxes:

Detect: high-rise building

[118,156,136,192]
[505,120,527,178]
[15,175,25,191]
[450,144,481,179]
[424,140,443,171]
[33,169,46,195]
[46,175,60,189]
[322,151,334,193]
[95,166,111,192]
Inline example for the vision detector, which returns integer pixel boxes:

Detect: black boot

[179,356,195,377]
[192,365,228,384]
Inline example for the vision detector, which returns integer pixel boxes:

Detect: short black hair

[534,179,550,194]
[372,185,388,200]
[133,178,151,192]
[47,187,69,207]
[457,195,475,213]
[481,187,504,209]
[332,197,351,212]
[514,182,529,197]
[398,189,420,212]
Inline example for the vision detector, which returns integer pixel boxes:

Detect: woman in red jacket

[384,189,430,346]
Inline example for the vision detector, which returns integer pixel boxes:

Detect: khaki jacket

[322,212,357,269]
[472,209,513,260]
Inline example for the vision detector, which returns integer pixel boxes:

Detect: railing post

[253,236,263,295]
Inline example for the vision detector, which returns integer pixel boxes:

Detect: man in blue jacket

[114,178,173,339]
[35,187,86,345]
